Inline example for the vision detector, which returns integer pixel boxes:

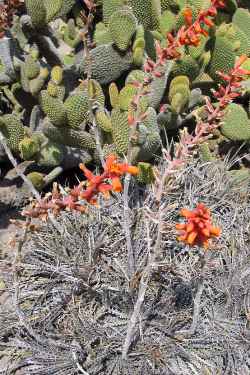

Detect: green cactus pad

[94,22,113,46]
[175,6,199,31]
[132,47,144,67]
[111,108,130,154]
[169,75,190,113]
[207,36,236,83]
[95,110,112,133]
[109,8,137,51]
[126,70,148,85]
[132,38,145,65]
[29,72,48,96]
[84,79,105,108]
[79,44,133,85]
[64,93,89,129]
[148,62,173,109]
[51,65,63,85]
[188,35,207,60]
[37,141,64,167]
[142,107,159,133]
[233,8,250,40]
[103,0,125,26]
[43,0,62,23]
[47,82,58,97]
[57,0,75,18]
[136,131,161,161]
[216,23,250,57]
[131,107,161,161]
[199,142,216,162]
[128,0,161,30]
[47,81,65,101]
[27,172,45,191]
[0,114,25,153]
[171,55,200,81]
[159,10,176,35]
[102,143,119,159]
[23,55,40,80]
[63,20,82,48]
[161,0,179,12]
[19,136,40,160]
[133,37,145,51]
[43,121,96,151]
[65,18,77,39]
[25,0,47,28]
[109,82,120,109]
[220,103,250,141]
[40,91,67,127]
[186,0,211,10]
[169,75,190,98]
[118,84,138,111]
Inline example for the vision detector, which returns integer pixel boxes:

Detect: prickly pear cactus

[0,2,249,184]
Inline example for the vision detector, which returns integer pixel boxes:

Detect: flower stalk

[22,155,139,220]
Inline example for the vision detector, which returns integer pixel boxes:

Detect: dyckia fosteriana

[176,203,221,248]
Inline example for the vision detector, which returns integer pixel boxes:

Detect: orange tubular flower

[183,8,193,26]
[79,163,113,202]
[111,176,123,192]
[79,154,139,202]
[176,0,224,48]
[105,154,139,177]
[176,203,221,249]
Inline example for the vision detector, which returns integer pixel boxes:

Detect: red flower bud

[207,7,217,16]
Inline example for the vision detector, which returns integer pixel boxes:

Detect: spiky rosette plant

[1,156,250,374]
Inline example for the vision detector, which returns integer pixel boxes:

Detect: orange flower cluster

[22,154,139,219]
[79,154,139,204]
[179,0,225,47]
[145,0,224,69]
[176,203,221,248]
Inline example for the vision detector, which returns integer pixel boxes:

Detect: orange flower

[176,203,221,248]
[23,155,140,219]
[183,8,193,26]
[105,154,139,176]
[111,176,123,192]
[79,155,139,202]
